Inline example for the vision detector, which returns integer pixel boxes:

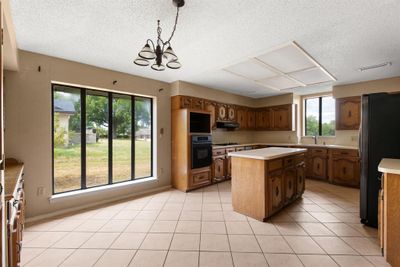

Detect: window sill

[49,177,158,203]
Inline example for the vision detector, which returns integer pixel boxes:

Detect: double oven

[191,135,212,169]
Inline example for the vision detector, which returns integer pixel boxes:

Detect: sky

[306,96,335,123]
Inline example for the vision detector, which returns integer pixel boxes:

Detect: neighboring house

[135,128,151,141]
[54,99,75,146]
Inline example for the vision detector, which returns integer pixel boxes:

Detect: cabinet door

[296,165,305,195]
[191,97,204,110]
[247,110,256,129]
[217,104,227,121]
[272,106,290,130]
[256,110,266,129]
[237,109,247,129]
[265,108,271,129]
[269,176,283,215]
[227,106,236,121]
[180,96,192,109]
[331,158,360,187]
[336,97,361,130]
[284,168,296,203]
[311,156,327,180]
[213,157,226,180]
[205,101,217,129]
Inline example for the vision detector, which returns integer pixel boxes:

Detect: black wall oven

[191,135,212,169]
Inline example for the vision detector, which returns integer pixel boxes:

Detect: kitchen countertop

[212,142,358,150]
[378,158,400,175]
[229,147,307,160]
[5,158,24,197]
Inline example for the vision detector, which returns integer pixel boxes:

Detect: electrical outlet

[160,168,164,176]
[37,186,45,196]
[351,135,358,141]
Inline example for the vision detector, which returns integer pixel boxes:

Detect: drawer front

[268,159,283,172]
[284,157,295,167]
[332,149,359,158]
[310,148,328,156]
[226,148,236,153]
[212,149,226,156]
[191,170,211,186]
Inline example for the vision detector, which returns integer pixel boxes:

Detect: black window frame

[304,96,335,137]
[51,83,154,195]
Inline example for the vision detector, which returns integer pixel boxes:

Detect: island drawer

[268,159,283,172]
[213,149,226,156]
[283,157,295,167]
[226,148,236,153]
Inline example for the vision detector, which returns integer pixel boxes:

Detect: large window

[304,96,335,136]
[52,84,153,194]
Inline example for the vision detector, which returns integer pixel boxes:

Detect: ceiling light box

[223,42,336,91]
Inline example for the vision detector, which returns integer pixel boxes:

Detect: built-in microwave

[190,112,211,133]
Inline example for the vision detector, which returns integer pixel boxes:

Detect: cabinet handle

[343,167,346,174]
[299,176,302,182]
[280,116,282,121]
[289,181,292,189]
[317,163,320,170]
[275,187,279,196]
[348,110,352,117]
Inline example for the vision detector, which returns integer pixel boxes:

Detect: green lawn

[54,139,151,193]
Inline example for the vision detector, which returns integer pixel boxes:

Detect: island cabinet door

[296,165,305,195]
[268,175,283,215]
[213,157,226,181]
[283,168,296,203]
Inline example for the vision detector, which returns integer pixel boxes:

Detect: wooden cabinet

[204,101,217,129]
[378,165,400,267]
[237,108,247,129]
[272,105,294,131]
[227,105,236,121]
[171,95,204,110]
[247,110,256,129]
[225,148,235,178]
[283,168,296,203]
[191,97,204,110]
[336,96,361,130]
[329,149,360,187]
[256,109,267,130]
[213,157,226,181]
[269,175,283,215]
[310,155,327,180]
[190,168,211,188]
[296,163,305,195]
[217,103,227,121]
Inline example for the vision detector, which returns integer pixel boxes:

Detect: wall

[4,50,172,219]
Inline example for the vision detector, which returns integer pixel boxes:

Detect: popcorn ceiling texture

[9,0,400,98]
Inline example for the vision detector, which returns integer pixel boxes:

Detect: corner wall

[4,50,172,219]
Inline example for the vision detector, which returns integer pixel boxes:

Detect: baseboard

[25,185,172,224]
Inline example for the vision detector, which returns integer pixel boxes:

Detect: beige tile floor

[21,179,391,267]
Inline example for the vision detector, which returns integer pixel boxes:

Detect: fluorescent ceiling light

[358,61,392,72]
[289,67,333,85]
[257,75,303,90]
[256,43,315,73]
[224,60,278,80]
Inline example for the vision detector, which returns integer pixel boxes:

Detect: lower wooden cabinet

[296,164,305,195]
[283,168,296,203]
[310,155,327,180]
[190,168,212,188]
[329,149,360,187]
[213,157,226,182]
[269,174,283,215]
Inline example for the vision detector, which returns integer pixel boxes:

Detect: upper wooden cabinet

[217,103,227,121]
[272,105,295,131]
[204,101,217,129]
[236,108,247,129]
[247,110,256,129]
[336,96,361,130]
[171,95,295,131]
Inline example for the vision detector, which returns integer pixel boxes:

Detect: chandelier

[134,0,185,71]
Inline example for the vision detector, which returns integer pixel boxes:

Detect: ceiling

[9,0,400,98]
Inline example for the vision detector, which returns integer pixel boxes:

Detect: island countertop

[228,147,307,160]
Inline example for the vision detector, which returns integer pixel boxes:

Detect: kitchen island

[229,147,307,221]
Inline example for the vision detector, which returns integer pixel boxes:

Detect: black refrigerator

[360,92,400,228]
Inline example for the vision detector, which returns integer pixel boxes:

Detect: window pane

[112,94,132,182]
[305,98,320,136]
[135,97,152,178]
[86,91,109,187]
[53,86,81,193]
[322,96,335,136]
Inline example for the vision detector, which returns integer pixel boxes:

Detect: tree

[306,115,319,136]
[54,113,67,147]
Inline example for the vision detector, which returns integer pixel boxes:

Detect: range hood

[216,121,240,129]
